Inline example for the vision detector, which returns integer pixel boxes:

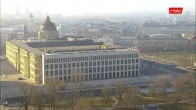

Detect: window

[77,63,80,67]
[132,65,135,69]
[85,68,88,73]
[93,62,96,66]
[136,65,138,69]
[50,71,53,76]
[64,64,67,68]
[109,61,112,65]
[101,67,104,72]
[136,59,138,63]
[101,73,104,79]
[121,60,123,64]
[55,70,58,76]
[105,66,108,72]
[93,67,96,72]
[85,62,88,66]
[68,69,71,75]
[121,65,124,70]
[55,64,58,69]
[132,59,135,63]
[97,61,100,66]
[59,70,62,75]
[64,70,67,75]
[117,72,120,77]
[117,60,120,64]
[97,67,100,72]
[97,74,100,79]
[128,71,131,77]
[59,64,62,68]
[81,62,84,67]
[117,66,120,71]
[105,61,108,65]
[89,62,92,66]
[121,72,123,77]
[45,65,49,69]
[50,65,53,69]
[136,71,138,76]
[132,71,135,76]
[113,72,116,78]
[113,60,116,65]
[101,61,104,65]
[68,63,71,68]
[125,65,127,70]
[89,68,92,73]
[113,66,116,71]
[89,74,92,80]
[125,60,127,64]
[45,71,49,76]
[109,66,112,71]
[72,63,75,67]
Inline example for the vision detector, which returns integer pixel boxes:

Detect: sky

[1,0,195,16]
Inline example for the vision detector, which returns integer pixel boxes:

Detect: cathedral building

[38,16,59,39]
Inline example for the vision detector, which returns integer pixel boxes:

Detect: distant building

[113,37,135,48]
[136,34,188,52]
[38,16,59,39]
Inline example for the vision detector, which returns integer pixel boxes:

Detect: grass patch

[142,52,196,68]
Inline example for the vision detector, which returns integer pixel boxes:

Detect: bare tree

[173,73,195,100]
[173,74,187,100]
[185,73,195,98]
[128,86,140,108]
[71,69,84,99]
[102,85,112,106]
[17,83,35,110]
[31,87,45,110]
[115,81,126,102]
[148,82,158,100]
[46,78,65,110]
[155,75,171,102]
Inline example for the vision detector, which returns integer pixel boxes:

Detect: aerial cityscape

[1,0,195,110]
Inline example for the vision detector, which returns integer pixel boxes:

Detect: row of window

[45,71,139,83]
[45,65,139,76]
[45,54,139,63]
[45,59,139,69]
[140,41,185,45]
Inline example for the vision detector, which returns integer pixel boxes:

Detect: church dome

[40,16,57,31]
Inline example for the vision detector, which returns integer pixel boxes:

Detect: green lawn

[142,52,196,68]
[159,103,196,110]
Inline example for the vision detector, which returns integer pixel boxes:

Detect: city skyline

[2,0,195,16]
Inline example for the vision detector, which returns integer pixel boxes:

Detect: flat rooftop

[8,39,127,55]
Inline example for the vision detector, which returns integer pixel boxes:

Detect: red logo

[169,7,183,14]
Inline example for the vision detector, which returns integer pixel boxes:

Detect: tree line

[17,72,195,110]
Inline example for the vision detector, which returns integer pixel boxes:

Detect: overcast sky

[2,0,195,16]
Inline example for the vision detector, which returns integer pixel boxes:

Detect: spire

[46,15,50,21]
[29,13,33,19]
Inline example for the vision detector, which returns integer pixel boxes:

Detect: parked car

[18,77,24,80]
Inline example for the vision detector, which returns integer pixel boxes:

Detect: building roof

[38,45,124,53]
[27,39,103,48]
[9,40,42,55]
[9,39,125,54]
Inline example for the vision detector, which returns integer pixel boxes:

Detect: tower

[24,25,28,38]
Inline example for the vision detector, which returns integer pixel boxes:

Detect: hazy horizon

[2,0,195,16]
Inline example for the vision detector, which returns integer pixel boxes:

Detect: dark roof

[27,39,103,48]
